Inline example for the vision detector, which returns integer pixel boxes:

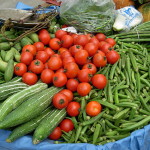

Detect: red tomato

[33,42,45,51]
[64,62,79,78]
[44,47,55,58]
[60,50,72,60]
[22,45,37,56]
[99,41,108,50]
[55,29,67,39]
[86,101,102,117]
[48,55,62,70]
[44,62,49,69]
[69,45,83,56]
[82,63,97,75]
[36,51,49,63]
[106,50,120,64]
[56,68,64,73]
[74,34,88,47]
[77,82,91,96]
[100,43,112,54]
[74,50,89,65]
[86,33,94,41]
[61,35,73,48]
[39,32,51,45]
[62,56,75,66]
[58,47,68,54]
[92,74,107,89]
[77,69,93,82]
[52,93,68,109]
[53,72,67,87]
[59,89,73,102]
[22,72,38,85]
[89,37,99,47]
[59,119,74,132]
[14,63,27,76]
[48,127,62,140]
[20,52,33,65]
[84,42,98,56]
[49,38,61,50]
[66,79,79,92]
[38,29,49,35]
[30,59,44,74]
[97,50,106,56]
[95,33,106,42]
[105,38,116,47]
[92,53,107,67]
[71,34,78,43]
[66,101,80,117]
[40,69,54,84]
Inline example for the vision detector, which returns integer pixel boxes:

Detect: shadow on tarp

[0,124,150,150]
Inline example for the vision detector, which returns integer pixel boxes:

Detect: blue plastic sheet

[0,124,150,150]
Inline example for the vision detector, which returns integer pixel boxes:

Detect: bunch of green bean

[56,41,150,145]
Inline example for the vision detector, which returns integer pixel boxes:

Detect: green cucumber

[0,83,48,121]
[33,108,66,144]
[0,35,16,42]
[0,42,11,51]
[14,42,22,51]
[6,107,53,142]
[4,48,16,62]
[0,59,7,72]
[20,37,32,47]
[0,50,6,61]
[28,33,39,43]
[0,86,62,128]
[0,81,28,101]
[9,76,22,82]
[25,37,34,44]
[4,59,14,82]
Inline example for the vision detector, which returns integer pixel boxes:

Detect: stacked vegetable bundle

[0,20,150,146]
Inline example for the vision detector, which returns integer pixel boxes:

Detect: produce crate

[0,124,150,150]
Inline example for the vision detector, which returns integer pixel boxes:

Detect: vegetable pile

[0,5,150,147]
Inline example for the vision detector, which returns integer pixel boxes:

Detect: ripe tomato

[59,119,74,132]
[60,50,72,60]
[84,42,98,56]
[97,50,105,56]
[61,35,73,48]
[22,45,37,56]
[58,47,68,54]
[69,45,83,56]
[14,63,27,76]
[44,62,49,69]
[52,93,68,109]
[86,101,102,117]
[89,37,99,47]
[53,72,67,87]
[106,50,120,64]
[56,68,64,73]
[82,63,97,75]
[40,69,54,84]
[95,33,106,42]
[86,33,94,41]
[74,34,88,47]
[66,101,80,117]
[49,38,61,50]
[105,38,116,47]
[59,89,73,102]
[66,79,79,92]
[77,82,91,96]
[39,32,51,45]
[20,52,33,65]
[48,55,62,70]
[36,51,49,63]
[30,59,44,74]
[100,43,112,54]
[44,47,55,58]
[77,69,93,82]
[62,56,75,66]
[92,74,107,89]
[99,41,108,50]
[48,127,62,140]
[74,50,89,65]
[55,29,67,39]
[64,62,79,78]
[92,53,107,67]
[22,72,38,85]
[38,29,49,35]
[33,42,45,51]
[71,34,78,42]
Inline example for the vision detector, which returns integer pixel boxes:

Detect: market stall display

[0,0,150,150]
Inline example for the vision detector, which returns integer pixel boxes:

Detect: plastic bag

[59,0,116,35]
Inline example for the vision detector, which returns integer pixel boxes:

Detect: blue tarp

[0,124,150,150]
